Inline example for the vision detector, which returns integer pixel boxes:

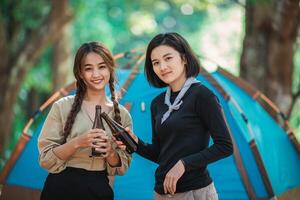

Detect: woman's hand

[163,160,185,195]
[72,128,103,149]
[92,129,114,158]
[125,127,138,143]
[111,136,127,151]
[111,127,138,152]
[53,129,104,161]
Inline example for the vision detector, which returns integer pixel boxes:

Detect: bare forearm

[106,150,121,167]
[53,139,78,160]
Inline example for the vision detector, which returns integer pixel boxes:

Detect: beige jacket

[38,95,132,175]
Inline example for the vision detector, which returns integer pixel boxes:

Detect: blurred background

[0,0,299,172]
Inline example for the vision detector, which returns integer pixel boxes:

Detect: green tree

[0,0,73,162]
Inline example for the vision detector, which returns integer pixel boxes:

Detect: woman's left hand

[94,131,114,158]
[111,136,127,151]
[163,160,185,195]
[99,134,122,167]
[110,126,136,152]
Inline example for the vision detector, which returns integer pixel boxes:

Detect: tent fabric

[213,72,300,195]
[217,68,300,156]
[1,69,300,200]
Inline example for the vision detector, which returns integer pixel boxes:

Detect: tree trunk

[52,23,73,91]
[0,0,73,160]
[240,0,300,114]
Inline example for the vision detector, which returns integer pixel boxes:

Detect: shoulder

[189,83,220,110]
[118,104,132,127]
[52,95,75,112]
[191,83,215,99]
[118,104,132,121]
[54,95,75,105]
[118,104,131,116]
[191,83,222,113]
[151,91,165,107]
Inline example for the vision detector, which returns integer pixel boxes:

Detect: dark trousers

[41,167,113,200]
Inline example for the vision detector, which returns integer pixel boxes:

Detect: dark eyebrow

[151,58,158,63]
[162,53,173,58]
[97,62,106,65]
[83,62,106,67]
[151,53,173,62]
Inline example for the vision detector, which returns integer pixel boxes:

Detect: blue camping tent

[1,65,299,200]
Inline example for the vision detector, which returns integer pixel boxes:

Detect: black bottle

[100,112,137,154]
[91,105,106,157]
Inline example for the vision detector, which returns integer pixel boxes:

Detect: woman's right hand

[52,129,104,161]
[72,128,103,149]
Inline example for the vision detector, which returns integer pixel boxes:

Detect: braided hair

[63,42,121,139]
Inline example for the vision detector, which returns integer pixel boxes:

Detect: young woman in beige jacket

[38,42,132,200]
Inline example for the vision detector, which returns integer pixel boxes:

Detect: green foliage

[292,42,300,95]
[23,48,53,92]
[246,0,273,5]
[291,100,300,143]
[171,0,225,10]
[13,0,50,29]
[71,0,115,50]
[0,0,49,25]
[290,42,300,143]
[0,0,50,47]
[69,0,235,55]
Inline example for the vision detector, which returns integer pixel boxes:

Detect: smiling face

[80,52,111,92]
[151,45,187,90]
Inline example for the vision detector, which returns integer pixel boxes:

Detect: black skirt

[41,167,113,200]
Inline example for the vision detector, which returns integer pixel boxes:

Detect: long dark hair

[144,32,200,88]
[63,42,121,139]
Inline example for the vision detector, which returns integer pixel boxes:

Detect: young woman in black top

[127,32,233,199]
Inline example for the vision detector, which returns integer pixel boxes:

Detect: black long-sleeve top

[137,82,233,194]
